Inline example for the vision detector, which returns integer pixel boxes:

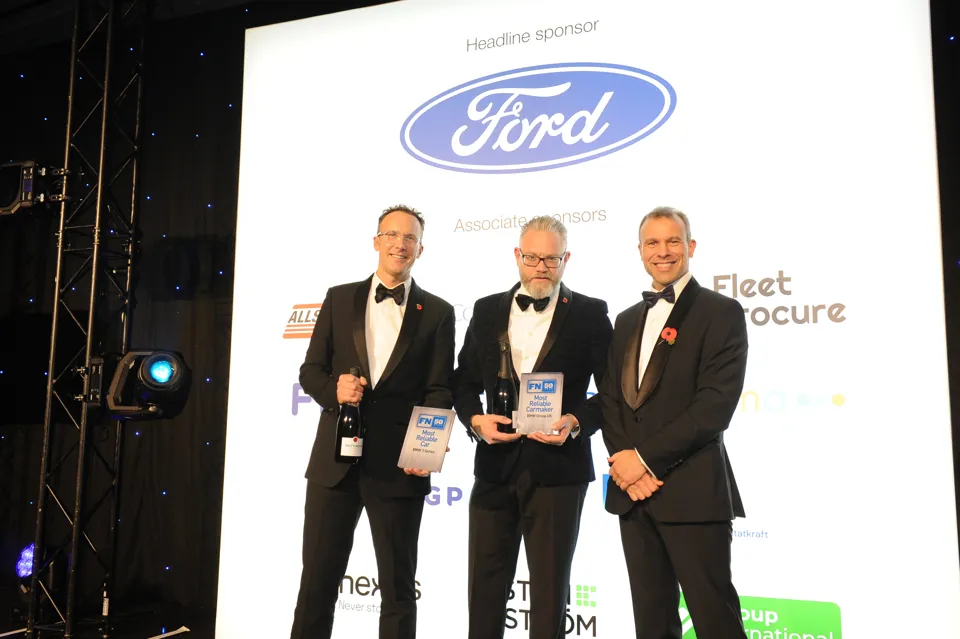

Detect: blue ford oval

[400,62,677,174]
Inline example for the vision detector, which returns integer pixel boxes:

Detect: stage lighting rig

[14,543,65,617]
[0,160,67,216]
[16,543,35,579]
[105,351,191,420]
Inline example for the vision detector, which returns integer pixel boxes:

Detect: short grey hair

[639,206,692,243]
[520,215,568,249]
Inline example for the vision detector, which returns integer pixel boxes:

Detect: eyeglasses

[518,251,565,269]
[377,231,421,246]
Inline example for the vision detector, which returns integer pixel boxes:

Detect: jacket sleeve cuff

[467,415,489,444]
[635,449,658,480]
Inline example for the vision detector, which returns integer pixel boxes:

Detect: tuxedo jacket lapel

[533,284,573,373]
[496,285,520,382]
[621,303,647,411]
[377,279,424,387]
[352,277,372,381]
[495,285,517,344]
[635,278,703,407]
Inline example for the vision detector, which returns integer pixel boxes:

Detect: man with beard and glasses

[291,205,455,639]
[453,215,612,639]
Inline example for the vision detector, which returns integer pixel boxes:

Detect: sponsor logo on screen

[507,577,597,635]
[283,303,322,339]
[338,573,423,613]
[712,271,847,327]
[526,379,558,393]
[733,528,770,540]
[417,414,448,429]
[573,584,597,609]
[679,595,841,638]
[739,389,846,414]
[292,383,312,415]
[400,63,676,174]
[454,302,474,323]
[425,484,464,506]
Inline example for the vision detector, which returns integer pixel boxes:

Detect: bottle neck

[497,349,512,379]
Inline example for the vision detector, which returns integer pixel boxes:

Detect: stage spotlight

[16,543,34,578]
[14,542,66,623]
[0,161,62,216]
[0,161,36,215]
[141,352,183,390]
[106,350,190,420]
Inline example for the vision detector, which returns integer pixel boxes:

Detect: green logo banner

[573,584,596,608]
[679,595,841,638]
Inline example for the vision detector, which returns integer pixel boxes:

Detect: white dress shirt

[638,271,693,382]
[506,284,580,438]
[365,274,409,388]
[635,271,693,477]
[508,284,558,376]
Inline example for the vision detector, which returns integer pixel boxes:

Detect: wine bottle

[334,366,364,464]
[492,341,517,434]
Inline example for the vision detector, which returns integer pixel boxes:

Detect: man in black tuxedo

[600,206,748,639]
[290,205,455,639]
[454,216,612,639]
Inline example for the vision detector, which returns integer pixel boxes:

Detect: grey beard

[524,278,558,299]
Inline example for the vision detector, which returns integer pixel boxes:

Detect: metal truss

[27,0,149,636]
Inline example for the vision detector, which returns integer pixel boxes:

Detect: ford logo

[400,62,676,174]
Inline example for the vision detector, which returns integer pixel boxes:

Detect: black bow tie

[642,285,676,306]
[516,294,550,313]
[375,283,405,306]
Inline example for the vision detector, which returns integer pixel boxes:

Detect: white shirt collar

[650,271,693,302]
[371,273,411,306]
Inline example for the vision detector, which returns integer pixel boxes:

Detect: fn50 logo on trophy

[417,414,448,429]
[526,379,558,393]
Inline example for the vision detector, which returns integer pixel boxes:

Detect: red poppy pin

[661,327,678,345]
[416,303,423,311]
[562,297,568,304]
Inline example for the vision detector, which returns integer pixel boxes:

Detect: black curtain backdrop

[933,0,960,544]
[0,2,392,634]
[0,0,958,636]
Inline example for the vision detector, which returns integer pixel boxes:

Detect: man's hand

[527,414,577,446]
[471,414,521,444]
[336,373,368,404]
[608,450,653,489]
[625,474,664,501]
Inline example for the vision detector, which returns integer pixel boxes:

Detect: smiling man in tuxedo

[291,205,455,639]
[600,206,748,639]
[454,215,612,639]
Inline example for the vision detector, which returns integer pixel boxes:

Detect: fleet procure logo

[400,63,676,173]
[680,595,842,638]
